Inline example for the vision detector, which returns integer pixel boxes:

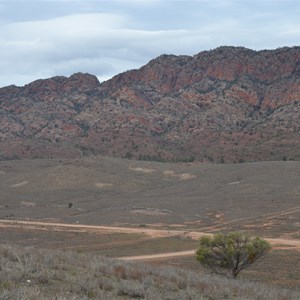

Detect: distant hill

[0,46,299,162]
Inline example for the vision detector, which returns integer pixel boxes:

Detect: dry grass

[1,157,300,297]
[0,157,299,237]
[0,244,299,300]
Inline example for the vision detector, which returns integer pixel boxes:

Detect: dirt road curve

[120,239,300,261]
[0,219,299,262]
[119,250,196,261]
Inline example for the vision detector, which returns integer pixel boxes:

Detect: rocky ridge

[0,46,300,162]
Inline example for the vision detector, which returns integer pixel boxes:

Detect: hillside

[0,46,300,162]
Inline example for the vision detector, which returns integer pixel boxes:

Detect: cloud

[0,13,131,85]
[0,1,300,87]
[0,13,203,86]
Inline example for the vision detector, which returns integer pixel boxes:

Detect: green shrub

[196,232,271,278]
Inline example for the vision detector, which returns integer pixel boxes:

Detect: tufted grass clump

[0,244,299,299]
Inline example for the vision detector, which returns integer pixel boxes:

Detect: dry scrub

[0,244,299,300]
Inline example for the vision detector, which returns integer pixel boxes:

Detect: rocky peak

[0,73,101,104]
[65,72,101,90]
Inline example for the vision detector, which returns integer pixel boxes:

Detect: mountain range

[0,46,299,162]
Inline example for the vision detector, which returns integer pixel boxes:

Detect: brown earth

[0,46,300,162]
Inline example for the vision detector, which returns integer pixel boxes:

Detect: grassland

[0,244,299,300]
[0,156,299,295]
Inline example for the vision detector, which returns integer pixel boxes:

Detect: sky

[0,0,299,87]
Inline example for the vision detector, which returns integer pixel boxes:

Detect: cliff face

[1,46,300,162]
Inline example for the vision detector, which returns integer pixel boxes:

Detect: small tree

[196,232,271,278]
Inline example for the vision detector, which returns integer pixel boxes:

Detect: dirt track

[1,219,300,261]
[199,205,300,232]
[0,219,204,238]
[119,250,196,261]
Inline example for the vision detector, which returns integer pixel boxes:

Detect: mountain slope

[0,46,300,162]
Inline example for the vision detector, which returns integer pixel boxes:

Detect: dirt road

[120,238,300,261]
[0,219,206,238]
[1,219,299,262]
[119,250,196,261]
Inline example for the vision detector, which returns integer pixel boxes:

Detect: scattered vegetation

[0,244,298,299]
[196,232,271,278]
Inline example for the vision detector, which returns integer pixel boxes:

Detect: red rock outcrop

[0,47,299,162]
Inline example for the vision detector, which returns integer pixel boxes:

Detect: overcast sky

[0,0,299,87]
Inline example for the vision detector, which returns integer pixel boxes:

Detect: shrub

[196,232,271,278]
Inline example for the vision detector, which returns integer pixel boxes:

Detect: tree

[196,232,271,278]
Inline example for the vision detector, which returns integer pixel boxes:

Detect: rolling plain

[0,156,299,291]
